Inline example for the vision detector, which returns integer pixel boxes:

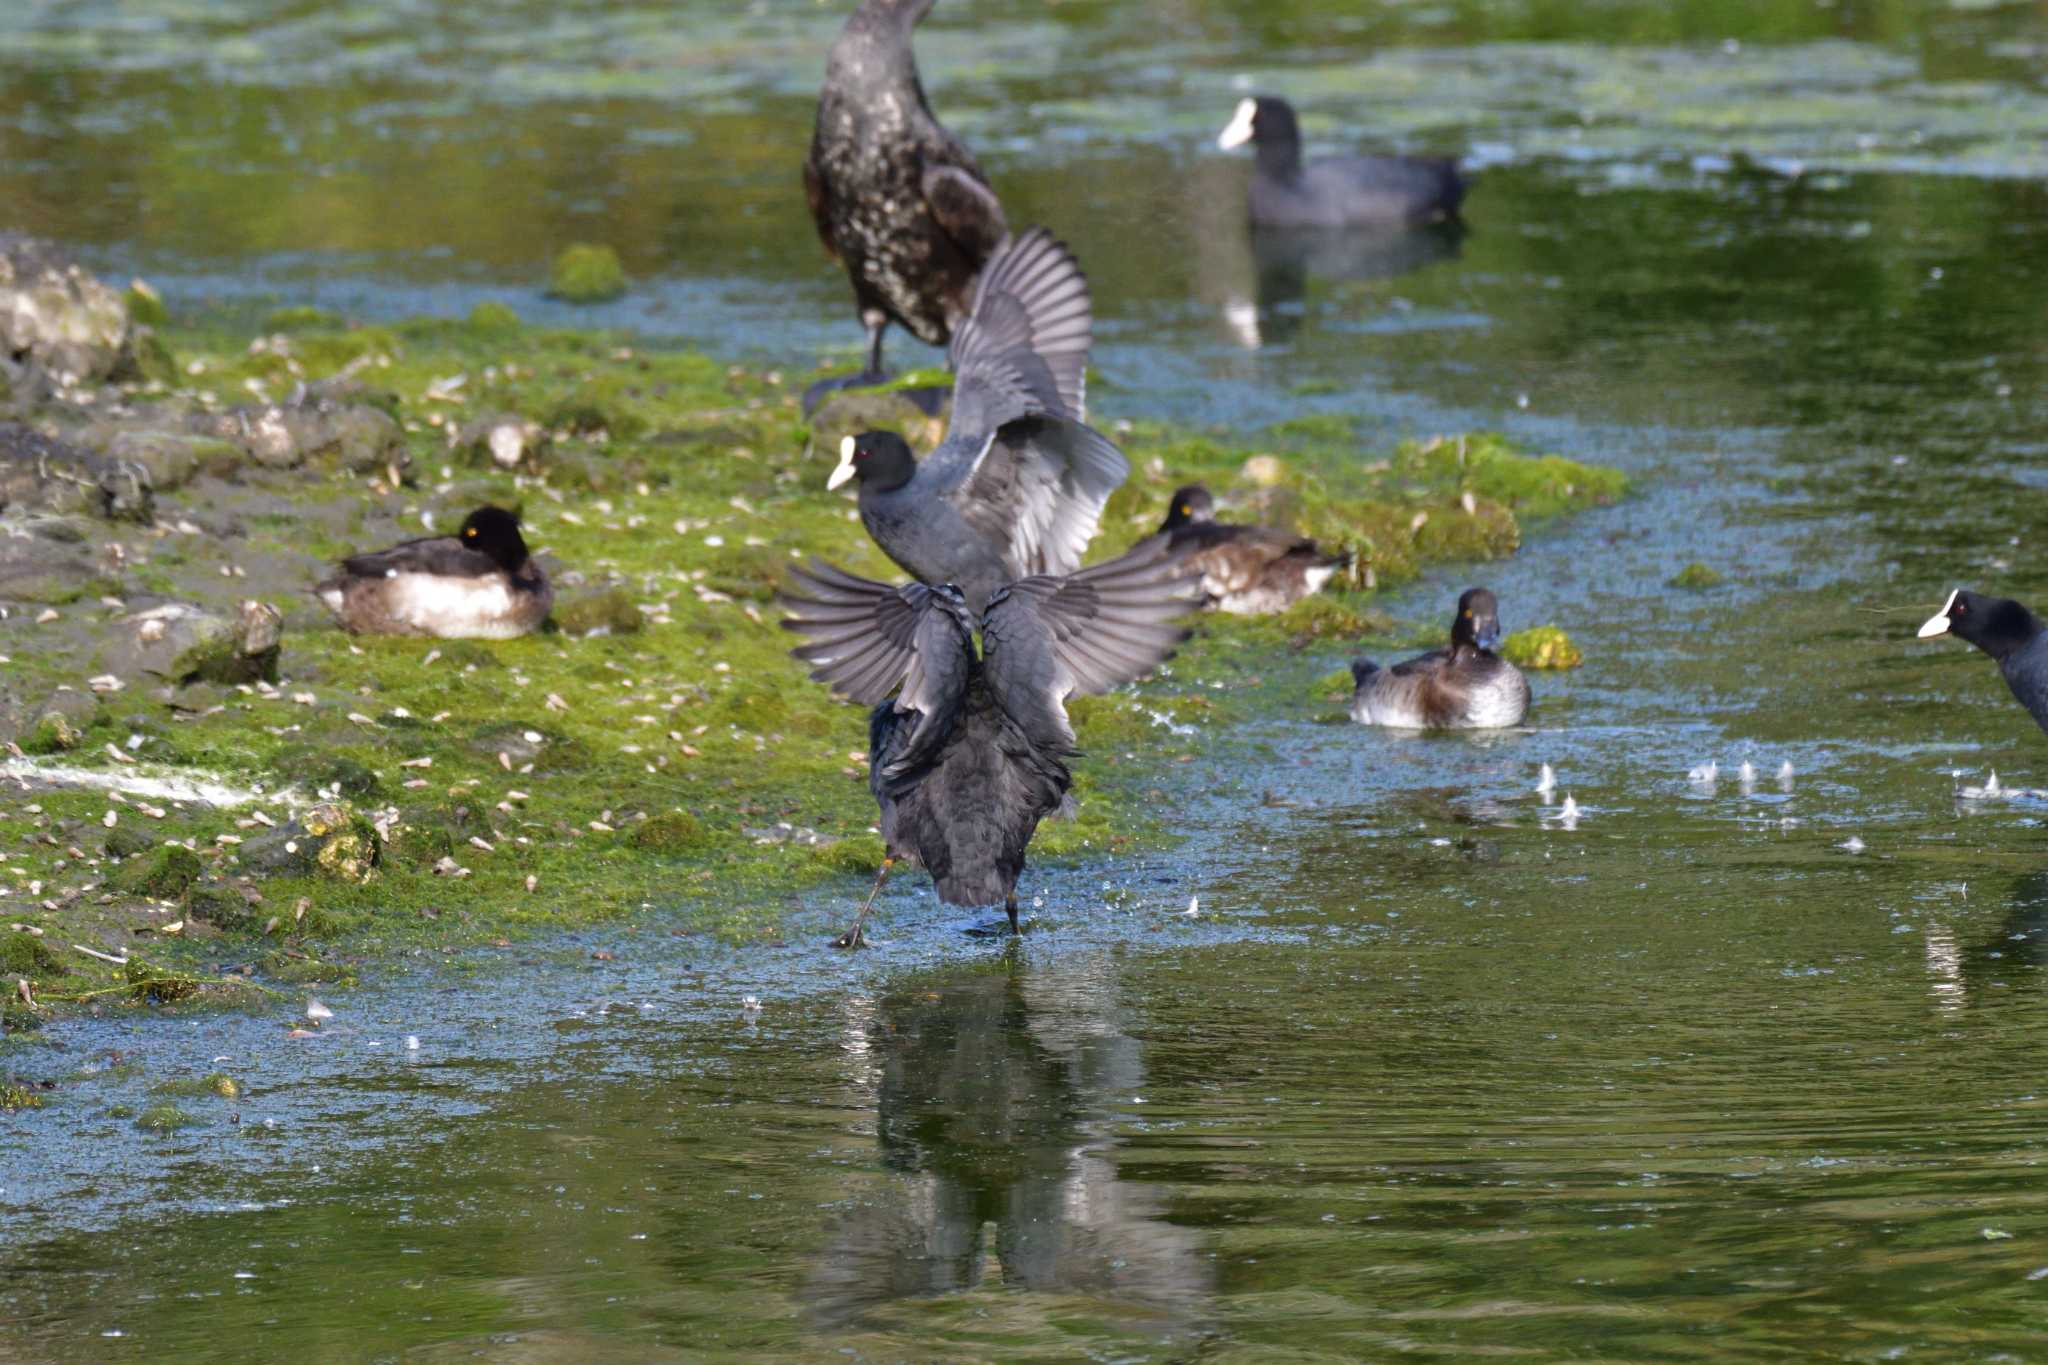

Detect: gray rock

[104,599,282,686]
[458,412,547,471]
[82,427,238,493]
[24,687,99,752]
[0,235,135,388]
[0,514,114,604]
[0,423,152,522]
[199,381,405,473]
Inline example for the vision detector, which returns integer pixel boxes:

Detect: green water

[6,0,2048,1359]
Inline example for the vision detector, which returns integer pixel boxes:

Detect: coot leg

[834,855,894,950]
[1006,894,1019,935]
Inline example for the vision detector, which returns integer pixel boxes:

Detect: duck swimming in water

[1350,587,1529,729]
[1918,587,2048,738]
[1152,484,1345,615]
[1217,94,1466,229]
[315,505,551,639]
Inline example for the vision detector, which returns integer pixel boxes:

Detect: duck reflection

[1958,871,2048,998]
[1214,223,1464,349]
[808,954,1208,1329]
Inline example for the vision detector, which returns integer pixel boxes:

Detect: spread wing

[950,417,1128,579]
[944,227,1092,435]
[979,539,1201,753]
[339,534,494,580]
[779,560,975,775]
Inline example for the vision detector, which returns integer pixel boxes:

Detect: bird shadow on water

[802,950,1213,1338]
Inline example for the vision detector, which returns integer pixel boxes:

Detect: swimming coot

[1152,484,1345,615]
[826,227,1124,612]
[1351,587,1529,729]
[805,0,1007,392]
[1918,588,2048,736]
[315,506,551,639]
[781,539,1199,946]
[1217,95,1465,229]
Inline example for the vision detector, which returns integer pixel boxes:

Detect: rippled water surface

[4,1,2048,1359]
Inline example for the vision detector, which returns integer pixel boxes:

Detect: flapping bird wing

[925,228,1129,578]
[779,559,975,775]
[980,539,1201,753]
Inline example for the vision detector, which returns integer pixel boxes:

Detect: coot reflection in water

[1960,871,2048,996]
[806,955,1209,1332]
[1225,220,1466,348]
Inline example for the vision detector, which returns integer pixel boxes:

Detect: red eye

[1956,603,1967,614]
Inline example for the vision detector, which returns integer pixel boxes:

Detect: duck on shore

[315,506,551,639]
[1150,484,1345,615]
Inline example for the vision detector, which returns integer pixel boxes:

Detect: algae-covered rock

[186,882,260,933]
[0,423,153,522]
[629,810,707,853]
[21,687,100,753]
[124,278,169,329]
[3,1001,43,1034]
[111,844,203,901]
[1501,625,1583,670]
[86,427,238,492]
[201,383,404,472]
[458,412,547,471]
[468,299,521,332]
[1,1083,44,1110]
[0,234,133,385]
[555,586,640,637]
[104,600,282,687]
[1,931,67,980]
[1669,562,1725,589]
[549,243,628,303]
[808,389,947,461]
[272,748,381,800]
[135,1101,197,1131]
[242,803,380,883]
[103,824,154,860]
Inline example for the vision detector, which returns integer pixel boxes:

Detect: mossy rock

[20,690,99,754]
[124,958,199,1005]
[0,1083,43,1111]
[0,932,66,980]
[135,1101,197,1132]
[549,244,628,304]
[263,305,342,333]
[556,587,642,637]
[187,882,260,934]
[128,326,180,387]
[273,747,382,800]
[152,1071,240,1099]
[125,279,169,329]
[1669,562,1725,589]
[102,824,155,861]
[544,399,646,442]
[807,390,949,460]
[468,300,521,333]
[110,844,203,901]
[1501,625,1583,670]
[628,810,708,854]
[811,834,885,877]
[2,1001,43,1034]
[241,803,381,884]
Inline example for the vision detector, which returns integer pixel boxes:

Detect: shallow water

[6,0,2048,1359]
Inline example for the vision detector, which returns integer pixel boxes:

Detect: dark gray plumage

[1918,588,2048,737]
[827,227,1126,614]
[804,0,1006,386]
[1153,484,1345,615]
[1218,95,1465,229]
[315,506,551,639]
[1351,587,1529,730]
[781,540,1198,943]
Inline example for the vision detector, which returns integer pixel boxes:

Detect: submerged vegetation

[0,289,1624,1021]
